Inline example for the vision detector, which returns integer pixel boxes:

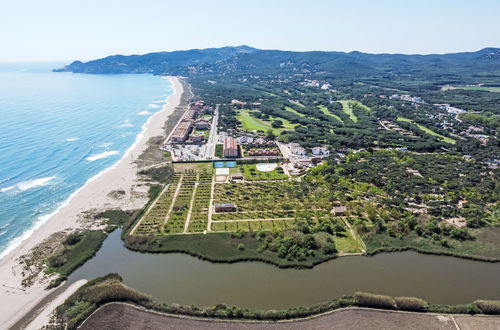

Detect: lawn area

[335,232,365,254]
[318,105,344,124]
[173,162,213,173]
[236,109,297,134]
[338,100,372,123]
[442,85,500,93]
[238,163,288,181]
[397,117,456,144]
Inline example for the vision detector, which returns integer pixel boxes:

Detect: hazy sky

[1,0,499,62]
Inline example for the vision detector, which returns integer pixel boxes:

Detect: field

[338,100,370,123]
[237,163,288,181]
[442,85,500,93]
[236,109,297,134]
[318,105,343,124]
[131,162,364,255]
[397,117,456,144]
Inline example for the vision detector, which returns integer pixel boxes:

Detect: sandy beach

[0,76,184,329]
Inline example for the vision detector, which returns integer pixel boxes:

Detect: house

[231,99,246,108]
[230,175,244,181]
[311,147,329,156]
[189,133,205,142]
[223,137,238,158]
[458,200,468,208]
[289,143,306,156]
[194,119,210,130]
[331,205,347,216]
[214,203,237,212]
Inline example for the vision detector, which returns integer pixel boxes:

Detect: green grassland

[397,117,456,144]
[284,106,307,117]
[236,109,297,134]
[338,100,371,123]
[237,163,288,181]
[318,105,344,124]
[442,85,500,93]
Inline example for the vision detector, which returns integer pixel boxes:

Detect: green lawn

[338,100,370,123]
[284,106,307,117]
[238,163,288,181]
[397,117,456,144]
[318,105,344,124]
[236,109,297,134]
[442,85,500,93]
[288,100,305,107]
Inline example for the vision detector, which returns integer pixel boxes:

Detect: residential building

[311,147,329,156]
[223,137,238,158]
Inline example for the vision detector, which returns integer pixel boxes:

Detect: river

[65,230,500,310]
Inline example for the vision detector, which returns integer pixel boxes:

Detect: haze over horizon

[1,0,500,62]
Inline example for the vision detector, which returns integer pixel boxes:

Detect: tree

[272,120,284,128]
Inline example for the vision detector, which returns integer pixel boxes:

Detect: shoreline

[0,76,184,329]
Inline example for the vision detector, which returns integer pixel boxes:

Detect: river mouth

[66,230,500,310]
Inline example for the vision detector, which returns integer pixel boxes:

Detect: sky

[1,0,499,62]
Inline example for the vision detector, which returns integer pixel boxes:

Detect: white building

[312,147,329,156]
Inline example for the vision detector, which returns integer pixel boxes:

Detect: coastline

[0,76,184,329]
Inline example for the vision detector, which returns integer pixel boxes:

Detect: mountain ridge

[54,46,500,77]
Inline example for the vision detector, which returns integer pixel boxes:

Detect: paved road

[80,303,500,330]
[203,110,219,159]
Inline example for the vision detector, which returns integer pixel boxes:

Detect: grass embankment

[236,109,297,134]
[53,274,500,329]
[364,227,500,262]
[397,117,456,144]
[318,105,343,124]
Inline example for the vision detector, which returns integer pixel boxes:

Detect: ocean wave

[0,176,56,193]
[152,100,165,104]
[98,142,113,148]
[66,137,79,142]
[0,185,15,193]
[86,150,119,162]
[148,104,160,108]
[117,120,134,128]
[138,110,152,115]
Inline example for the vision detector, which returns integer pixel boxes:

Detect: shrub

[237,243,245,250]
[65,232,82,246]
[354,292,396,309]
[395,296,427,311]
[475,300,500,314]
[48,255,67,268]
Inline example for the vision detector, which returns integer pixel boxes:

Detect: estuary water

[0,63,172,257]
[67,230,500,309]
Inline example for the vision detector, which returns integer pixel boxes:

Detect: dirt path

[183,174,199,233]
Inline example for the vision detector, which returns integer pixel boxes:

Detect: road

[203,109,219,160]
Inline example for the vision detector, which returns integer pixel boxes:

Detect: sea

[0,63,173,258]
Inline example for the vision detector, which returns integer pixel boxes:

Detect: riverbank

[80,303,500,330]
[53,274,500,329]
[0,76,184,329]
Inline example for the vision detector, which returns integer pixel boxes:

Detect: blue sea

[0,63,172,257]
